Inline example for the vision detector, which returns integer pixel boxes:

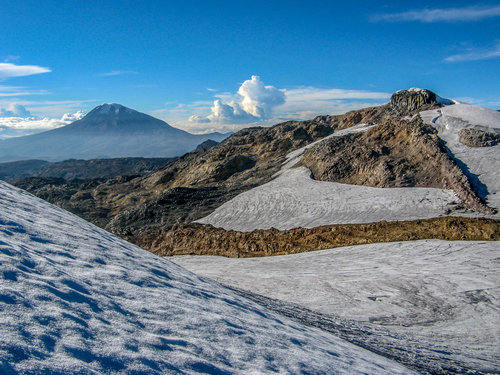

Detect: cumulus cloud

[0,110,86,139]
[190,76,285,125]
[238,75,286,117]
[0,103,32,118]
[0,63,51,79]
[371,5,500,23]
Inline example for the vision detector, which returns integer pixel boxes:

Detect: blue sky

[1,0,499,137]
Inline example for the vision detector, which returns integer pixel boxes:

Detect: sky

[0,0,499,138]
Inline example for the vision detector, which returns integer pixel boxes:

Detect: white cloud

[187,115,211,124]
[371,5,500,23]
[0,110,86,139]
[158,78,392,134]
[0,103,32,118]
[275,87,392,119]
[237,75,286,117]
[4,56,20,63]
[445,43,500,62]
[189,76,285,125]
[0,63,51,79]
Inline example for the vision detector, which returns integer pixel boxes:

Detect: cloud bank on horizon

[0,102,85,139]
[181,76,391,134]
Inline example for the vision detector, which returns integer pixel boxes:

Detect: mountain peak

[94,103,134,115]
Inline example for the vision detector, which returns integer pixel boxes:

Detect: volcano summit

[0,104,227,162]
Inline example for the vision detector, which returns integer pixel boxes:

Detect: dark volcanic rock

[390,88,440,115]
[459,128,500,147]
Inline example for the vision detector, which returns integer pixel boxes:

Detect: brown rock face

[140,217,500,258]
[459,128,500,147]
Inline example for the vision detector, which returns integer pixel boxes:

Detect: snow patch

[198,166,461,231]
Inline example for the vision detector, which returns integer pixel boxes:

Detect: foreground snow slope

[422,103,500,211]
[0,181,414,374]
[198,104,500,231]
[172,239,500,373]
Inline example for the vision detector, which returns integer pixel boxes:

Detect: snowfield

[197,167,461,232]
[197,102,500,231]
[172,239,500,374]
[0,181,415,374]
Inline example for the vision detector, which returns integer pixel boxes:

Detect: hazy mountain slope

[0,157,171,182]
[0,181,415,374]
[0,103,227,161]
[15,117,341,238]
[172,239,500,374]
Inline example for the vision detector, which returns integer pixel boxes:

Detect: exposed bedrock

[459,128,500,147]
[137,217,500,257]
[390,88,441,115]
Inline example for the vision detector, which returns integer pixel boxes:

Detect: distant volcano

[0,104,228,162]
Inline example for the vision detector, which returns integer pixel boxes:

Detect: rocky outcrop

[137,217,500,258]
[390,88,441,115]
[195,139,219,151]
[301,116,495,215]
[459,128,500,147]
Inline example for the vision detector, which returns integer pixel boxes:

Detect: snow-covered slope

[172,239,500,373]
[0,181,414,374]
[422,103,500,211]
[197,102,500,231]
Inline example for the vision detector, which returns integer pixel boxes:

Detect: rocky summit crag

[14,89,498,254]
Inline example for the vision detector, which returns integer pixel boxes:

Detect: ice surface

[197,167,461,231]
[422,103,500,212]
[0,181,414,374]
[172,239,500,373]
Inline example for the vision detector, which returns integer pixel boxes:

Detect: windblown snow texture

[0,181,414,374]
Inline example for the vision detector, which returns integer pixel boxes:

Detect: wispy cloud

[0,85,50,97]
[371,5,500,23]
[4,56,20,63]
[0,63,51,79]
[100,70,139,77]
[445,43,500,62]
